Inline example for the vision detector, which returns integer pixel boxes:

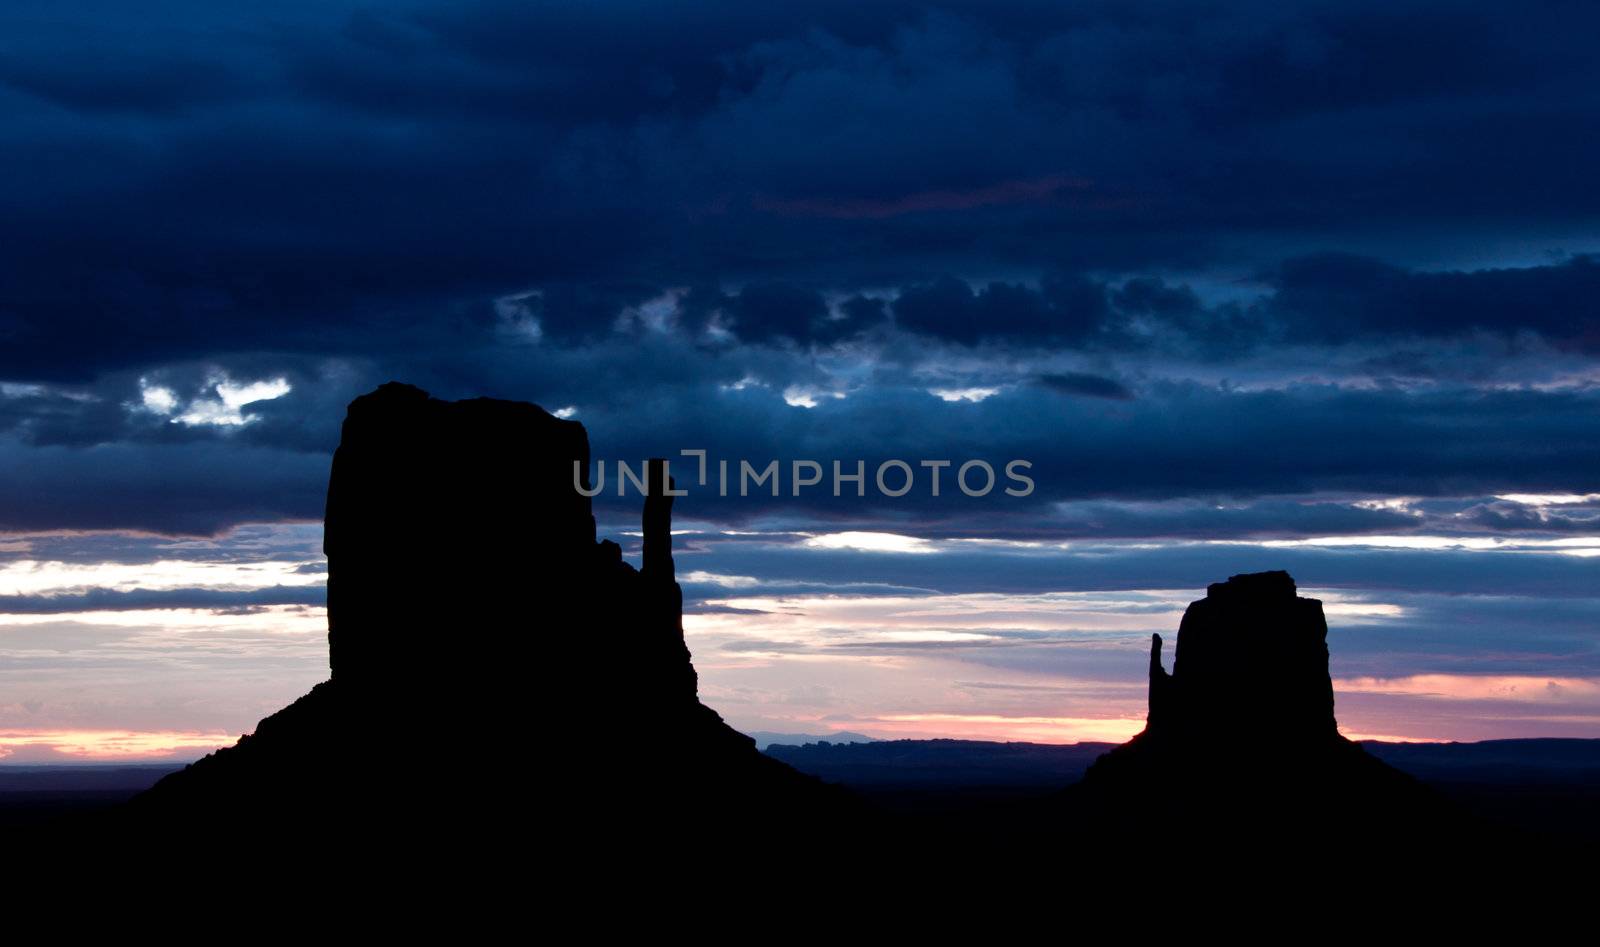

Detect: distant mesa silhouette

[128,382,850,846]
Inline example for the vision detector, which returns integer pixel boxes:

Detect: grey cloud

[0,585,327,615]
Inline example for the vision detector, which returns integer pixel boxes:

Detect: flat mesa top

[1205,570,1300,601]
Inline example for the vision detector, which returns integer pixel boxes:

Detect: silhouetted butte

[128,383,849,851]
[1074,570,1440,842]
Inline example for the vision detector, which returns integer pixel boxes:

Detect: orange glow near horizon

[0,729,235,761]
[1336,674,1600,701]
[818,713,1148,744]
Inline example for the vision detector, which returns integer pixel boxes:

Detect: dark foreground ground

[0,764,184,828]
[6,737,1599,845]
[765,736,1600,843]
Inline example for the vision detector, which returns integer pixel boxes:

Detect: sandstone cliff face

[132,383,844,843]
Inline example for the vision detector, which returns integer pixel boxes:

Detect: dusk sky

[3,1,1599,760]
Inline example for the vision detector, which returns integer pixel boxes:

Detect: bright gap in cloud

[802,531,939,554]
[136,375,292,427]
[876,630,996,643]
[681,570,763,589]
[0,604,326,630]
[0,558,326,596]
[176,376,292,426]
[1351,497,1420,512]
[1246,535,1600,555]
[781,386,846,408]
[139,382,178,414]
[683,590,1198,659]
[1319,600,1406,620]
[1337,674,1600,701]
[869,713,1145,744]
[0,729,235,761]
[1495,493,1600,506]
[929,386,1000,403]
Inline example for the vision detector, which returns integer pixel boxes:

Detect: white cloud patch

[803,531,939,554]
[0,558,325,596]
[132,375,293,427]
[137,381,179,415]
[175,376,292,426]
[780,385,847,408]
[682,570,764,589]
[1495,493,1600,506]
[929,386,1000,403]
[1245,534,1600,556]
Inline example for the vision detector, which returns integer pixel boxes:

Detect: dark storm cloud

[0,436,329,535]
[722,284,831,343]
[1265,254,1600,349]
[1111,279,1203,320]
[1033,372,1134,400]
[2,0,1600,538]
[679,578,934,606]
[1045,498,1417,540]
[4,1,1600,379]
[891,276,1109,345]
[578,381,1600,523]
[1452,497,1600,533]
[1328,591,1600,677]
[674,494,1594,544]
[0,524,323,569]
[0,385,129,446]
[0,585,325,615]
[5,347,1600,536]
[666,283,869,344]
[679,539,1600,602]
